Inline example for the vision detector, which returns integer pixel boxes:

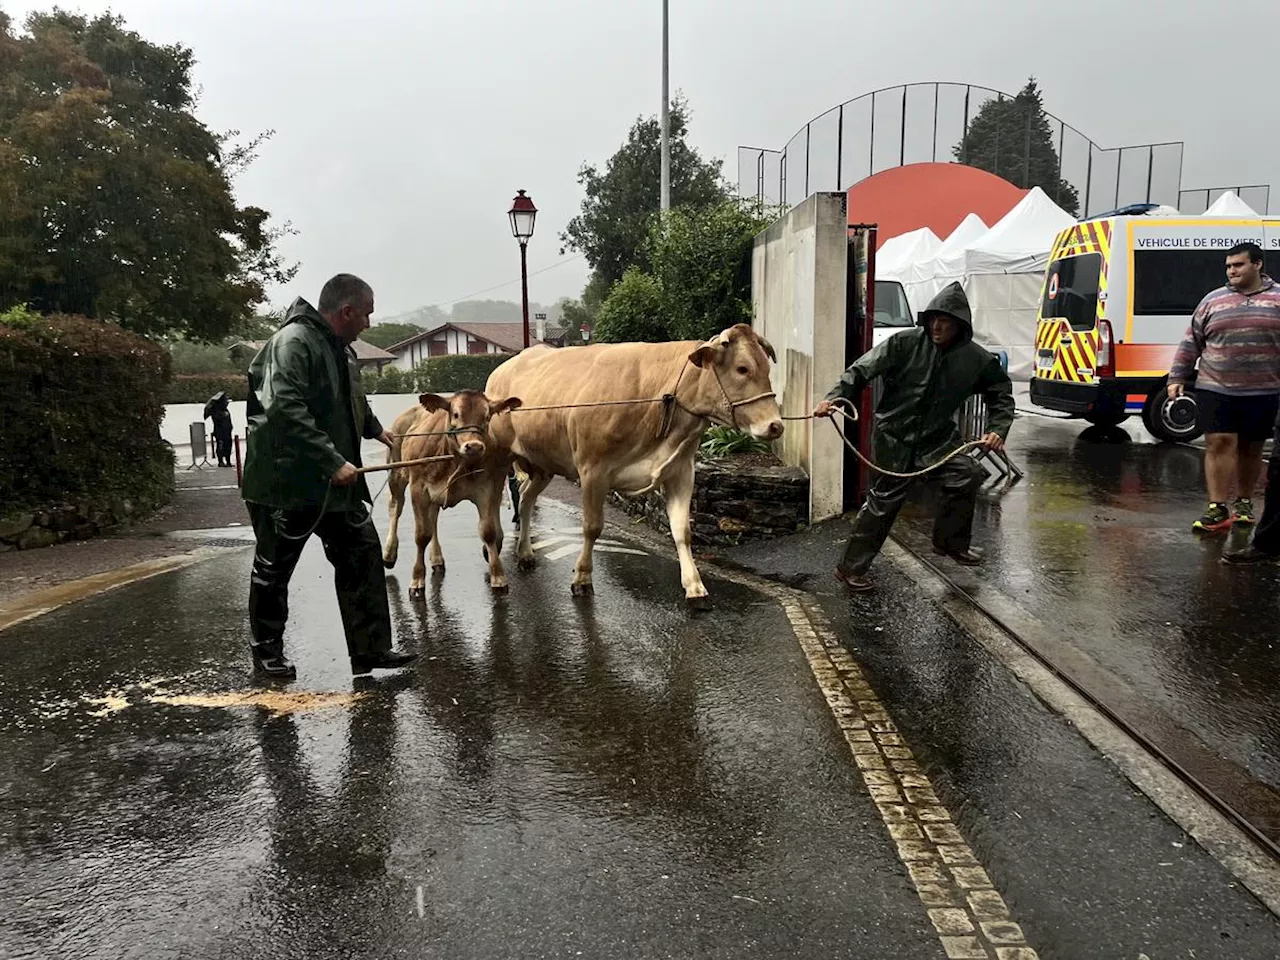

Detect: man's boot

[350,651,419,675]
[252,644,297,680]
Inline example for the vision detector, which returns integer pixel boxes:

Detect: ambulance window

[1042,253,1101,331]
[1133,250,1231,315]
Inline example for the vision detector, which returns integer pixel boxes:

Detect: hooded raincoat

[824,281,1014,473]
[240,298,384,511]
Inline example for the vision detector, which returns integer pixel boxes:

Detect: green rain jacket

[824,281,1015,473]
[240,298,384,511]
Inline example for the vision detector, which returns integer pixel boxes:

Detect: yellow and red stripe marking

[1035,220,1112,384]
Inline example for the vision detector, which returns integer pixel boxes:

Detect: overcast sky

[4,0,1273,322]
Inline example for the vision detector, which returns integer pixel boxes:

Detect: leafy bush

[593,269,670,343]
[698,426,772,459]
[169,339,238,374]
[0,312,174,514]
[166,374,248,403]
[362,354,512,394]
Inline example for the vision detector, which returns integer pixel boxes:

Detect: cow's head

[687,324,784,441]
[418,390,523,461]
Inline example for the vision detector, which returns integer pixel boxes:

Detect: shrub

[593,269,670,343]
[698,426,772,459]
[414,354,511,393]
[362,354,512,394]
[0,311,174,515]
[166,374,248,403]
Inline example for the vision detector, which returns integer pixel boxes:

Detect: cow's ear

[490,396,522,416]
[757,335,777,363]
[418,393,449,413]
[688,344,720,368]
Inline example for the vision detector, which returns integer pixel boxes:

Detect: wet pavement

[5,425,1280,957]
[0,491,942,959]
[888,414,1280,846]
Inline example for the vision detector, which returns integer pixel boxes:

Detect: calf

[381,390,522,599]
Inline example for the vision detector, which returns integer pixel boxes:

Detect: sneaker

[834,568,874,593]
[1222,545,1280,565]
[1192,502,1233,532]
[1232,498,1257,525]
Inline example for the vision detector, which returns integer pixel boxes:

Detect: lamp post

[508,189,538,348]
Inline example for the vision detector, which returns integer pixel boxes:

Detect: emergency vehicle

[1029,208,1279,442]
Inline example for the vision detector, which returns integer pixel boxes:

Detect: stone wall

[0,498,142,553]
[610,458,809,546]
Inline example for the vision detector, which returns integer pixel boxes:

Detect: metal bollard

[234,435,243,487]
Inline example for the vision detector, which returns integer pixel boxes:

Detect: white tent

[1203,191,1259,217]
[877,188,1077,381]
[936,214,988,256]
[876,227,941,273]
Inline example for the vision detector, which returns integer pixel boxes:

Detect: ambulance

[1028,208,1279,442]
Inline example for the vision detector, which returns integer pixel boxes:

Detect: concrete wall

[751,192,849,523]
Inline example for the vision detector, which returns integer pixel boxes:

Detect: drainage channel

[893,537,1280,866]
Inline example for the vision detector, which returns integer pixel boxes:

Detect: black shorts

[1195,389,1280,441]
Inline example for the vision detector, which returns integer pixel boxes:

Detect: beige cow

[382,390,522,599]
[486,324,783,609]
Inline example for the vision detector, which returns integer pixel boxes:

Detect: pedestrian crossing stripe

[531,534,649,562]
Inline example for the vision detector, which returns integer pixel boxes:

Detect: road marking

[532,534,649,563]
[0,548,233,633]
[883,538,1280,919]
[778,596,1041,960]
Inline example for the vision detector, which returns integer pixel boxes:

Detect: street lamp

[508,189,538,348]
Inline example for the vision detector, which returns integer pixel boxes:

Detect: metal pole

[520,242,531,348]
[660,0,670,213]
[836,104,844,191]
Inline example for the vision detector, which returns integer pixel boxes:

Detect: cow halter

[658,354,777,437]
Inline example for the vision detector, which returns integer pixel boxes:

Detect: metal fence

[1177,184,1272,215]
[738,81,1268,219]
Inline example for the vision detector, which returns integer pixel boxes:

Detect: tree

[952,78,1080,217]
[362,322,425,349]
[592,269,669,344]
[562,93,729,288]
[0,10,296,340]
[593,199,773,344]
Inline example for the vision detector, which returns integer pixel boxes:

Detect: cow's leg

[409,488,431,602]
[480,488,508,594]
[662,458,711,611]
[515,471,551,571]
[382,468,407,568]
[427,500,444,573]
[571,473,607,597]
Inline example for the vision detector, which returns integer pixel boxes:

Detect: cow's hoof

[382,556,396,569]
[686,595,713,613]
[408,585,426,601]
[517,555,537,572]
[571,582,594,598]
[491,582,510,596]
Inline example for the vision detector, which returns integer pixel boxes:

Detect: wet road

[891,414,1280,843]
[0,492,941,959]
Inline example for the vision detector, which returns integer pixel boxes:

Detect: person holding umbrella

[203,391,234,468]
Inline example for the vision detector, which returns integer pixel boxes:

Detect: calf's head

[687,324,785,441]
[418,390,522,461]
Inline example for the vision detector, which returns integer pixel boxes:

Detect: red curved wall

[846,163,1027,248]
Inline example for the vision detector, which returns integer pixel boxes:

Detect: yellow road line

[0,547,235,633]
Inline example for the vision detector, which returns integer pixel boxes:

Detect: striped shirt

[1169,276,1280,395]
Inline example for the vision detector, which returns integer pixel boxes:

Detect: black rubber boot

[252,648,297,681]
[350,651,420,676]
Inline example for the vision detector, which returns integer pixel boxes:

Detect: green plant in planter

[699,426,772,459]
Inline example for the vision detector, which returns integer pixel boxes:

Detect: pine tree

[952,79,1080,217]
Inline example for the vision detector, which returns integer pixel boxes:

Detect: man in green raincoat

[241,273,419,680]
[815,281,1014,592]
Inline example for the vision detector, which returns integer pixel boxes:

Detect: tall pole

[519,241,531,348]
[660,0,670,213]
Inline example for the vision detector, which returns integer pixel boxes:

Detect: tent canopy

[936,213,988,255]
[876,227,941,272]
[1203,191,1259,217]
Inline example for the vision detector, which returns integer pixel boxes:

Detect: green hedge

[0,310,175,515]
[166,373,249,403]
[362,353,511,394]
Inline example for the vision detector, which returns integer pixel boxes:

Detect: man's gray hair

[317,273,373,314]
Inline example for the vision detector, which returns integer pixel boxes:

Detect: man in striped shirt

[1168,242,1280,532]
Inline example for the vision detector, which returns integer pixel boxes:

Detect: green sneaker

[1193,502,1233,532]
[1232,498,1257,525]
